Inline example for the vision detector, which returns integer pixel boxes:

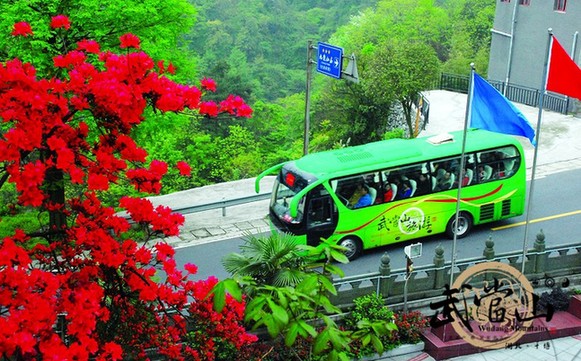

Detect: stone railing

[331,230,581,309]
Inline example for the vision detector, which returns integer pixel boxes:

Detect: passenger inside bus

[353,186,373,208]
[395,179,413,199]
[347,183,365,204]
[435,171,453,191]
[453,168,471,187]
[382,181,394,202]
[416,173,431,195]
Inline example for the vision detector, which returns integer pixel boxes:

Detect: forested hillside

[154,0,496,188]
[187,0,378,103]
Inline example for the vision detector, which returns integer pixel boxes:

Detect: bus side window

[451,154,474,188]
[476,148,516,181]
[335,179,355,203]
[499,146,519,178]
[333,174,378,208]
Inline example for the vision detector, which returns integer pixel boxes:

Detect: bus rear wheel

[445,212,473,239]
[338,237,362,261]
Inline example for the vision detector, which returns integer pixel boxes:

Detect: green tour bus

[255,129,526,260]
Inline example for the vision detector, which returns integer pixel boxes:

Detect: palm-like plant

[222,232,310,288]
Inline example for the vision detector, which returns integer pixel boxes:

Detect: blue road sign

[317,42,343,79]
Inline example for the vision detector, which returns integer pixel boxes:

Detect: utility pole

[303,41,315,156]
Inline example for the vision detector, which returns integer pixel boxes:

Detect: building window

[500,0,510,3]
[554,0,567,11]
[519,0,530,5]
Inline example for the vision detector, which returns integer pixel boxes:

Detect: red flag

[546,36,581,100]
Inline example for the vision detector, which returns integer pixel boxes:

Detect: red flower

[11,22,33,37]
[87,172,110,191]
[157,60,165,73]
[199,101,219,117]
[50,15,71,30]
[201,77,217,92]
[176,161,191,176]
[236,104,253,118]
[184,263,198,275]
[77,39,100,54]
[119,33,140,49]
[101,342,123,361]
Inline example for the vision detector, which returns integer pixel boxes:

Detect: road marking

[492,210,581,231]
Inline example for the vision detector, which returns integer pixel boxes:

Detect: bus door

[306,185,338,247]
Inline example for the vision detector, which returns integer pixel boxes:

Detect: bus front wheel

[445,212,473,239]
[338,237,362,261]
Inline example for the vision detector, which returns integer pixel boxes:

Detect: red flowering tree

[0,16,255,361]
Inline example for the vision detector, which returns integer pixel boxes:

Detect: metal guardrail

[172,192,272,217]
[438,72,569,114]
[118,193,272,221]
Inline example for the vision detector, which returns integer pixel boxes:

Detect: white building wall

[488,0,581,90]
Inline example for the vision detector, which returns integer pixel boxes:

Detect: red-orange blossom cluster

[0,16,255,360]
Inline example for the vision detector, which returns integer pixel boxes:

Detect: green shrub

[0,209,47,241]
[344,294,398,359]
[345,293,394,329]
[383,128,405,140]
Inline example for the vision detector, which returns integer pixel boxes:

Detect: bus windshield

[271,170,312,225]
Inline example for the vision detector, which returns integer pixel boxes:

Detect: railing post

[533,229,546,274]
[483,236,495,281]
[433,244,446,289]
[378,252,392,297]
[483,236,495,260]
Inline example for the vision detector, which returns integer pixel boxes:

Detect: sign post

[303,41,359,155]
[303,41,315,156]
[403,242,422,313]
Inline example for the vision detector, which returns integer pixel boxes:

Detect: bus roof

[291,129,523,178]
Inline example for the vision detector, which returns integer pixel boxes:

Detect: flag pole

[521,29,553,274]
[450,63,474,286]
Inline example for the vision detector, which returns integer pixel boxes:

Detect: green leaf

[299,320,317,337]
[209,281,226,312]
[319,297,341,314]
[327,349,338,361]
[313,329,330,354]
[371,335,384,354]
[324,264,345,278]
[328,327,349,349]
[208,278,242,312]
[276,288,289,307]
[267,299,289,325]
[264,314,281,337]
[299,274,319,290]
[361,334,371,346]
[285,322,299,346]
[330,249,349,264]
[318,275,338,294]
[223,278,242,300]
